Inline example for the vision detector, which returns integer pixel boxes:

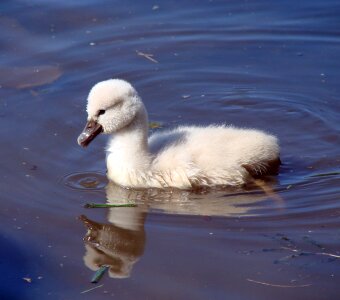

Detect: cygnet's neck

[106,107,151,186]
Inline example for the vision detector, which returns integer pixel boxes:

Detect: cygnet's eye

[98,109,105,116]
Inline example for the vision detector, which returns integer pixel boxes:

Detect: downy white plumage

[78,79,280,189]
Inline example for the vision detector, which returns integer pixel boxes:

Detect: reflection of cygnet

[105,182,148,231]
[80,184,147,279]
[83,244,134,279]
[81,181,279,279]
[106,180,278,218]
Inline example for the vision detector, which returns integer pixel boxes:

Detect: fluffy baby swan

[78,79,280,189]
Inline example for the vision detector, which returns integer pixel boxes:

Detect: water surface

[0,0,339,299]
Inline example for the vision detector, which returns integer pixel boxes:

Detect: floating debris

[247,278,311,288]
[81,284,104,294]
[149,121,163,129]
[91,266,109,284]
[136,50,158,63]
[23,277,32,283]
[84,203,137,208]
[281,247,340,259]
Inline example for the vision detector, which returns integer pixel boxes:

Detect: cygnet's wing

[148,127,189,155]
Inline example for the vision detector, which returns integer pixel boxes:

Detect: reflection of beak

[77,120,103,147]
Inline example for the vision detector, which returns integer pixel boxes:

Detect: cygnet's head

[78,79,144,147]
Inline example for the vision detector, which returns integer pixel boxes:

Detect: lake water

[1,0,339,299]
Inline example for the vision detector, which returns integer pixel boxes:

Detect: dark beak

[77,120,103,147]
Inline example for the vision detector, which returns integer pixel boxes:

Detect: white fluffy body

[85,79,280,189]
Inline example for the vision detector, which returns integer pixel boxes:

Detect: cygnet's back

[149,125,279,187]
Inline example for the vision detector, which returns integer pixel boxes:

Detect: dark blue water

[0,0,339,299]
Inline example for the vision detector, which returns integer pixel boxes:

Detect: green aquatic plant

[91,266,109,284]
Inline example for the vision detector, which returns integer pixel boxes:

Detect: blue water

[0,0,339,299]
